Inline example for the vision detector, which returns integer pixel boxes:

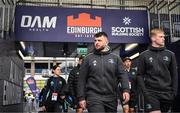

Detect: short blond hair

[150,28,164,38]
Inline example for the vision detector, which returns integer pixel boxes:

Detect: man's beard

[95,46,105,52]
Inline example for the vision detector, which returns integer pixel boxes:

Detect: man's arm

[170,53,178,96]
[67,69,75,95]
[117,57,130,103]
[77,57,89,101]
[117,57,129,92]
[136,54,148,95]
[41,78,51,111]
[59,78,67,98]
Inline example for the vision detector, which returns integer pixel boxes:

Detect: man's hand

[79,100,86,110]
[123,92,130,104]
[60,96,65,99]
[41,106,46,111]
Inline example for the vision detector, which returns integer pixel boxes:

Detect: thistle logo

[111,17,144,37]
[123,17,131,25]
[67,13,102,38]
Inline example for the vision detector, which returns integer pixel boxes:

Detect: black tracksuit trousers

[87,98,117,113]
[45,102,63,112]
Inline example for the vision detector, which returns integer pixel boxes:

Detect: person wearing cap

[119,57,137,113]
[77,32,130,112]
[67,56,84,113]
[137,28,178,113]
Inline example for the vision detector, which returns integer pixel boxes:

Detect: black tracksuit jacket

[77,49,129,101]
[137,45,178,100]
[42,76,66,106]
[67,64,80,97]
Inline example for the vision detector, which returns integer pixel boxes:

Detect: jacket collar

[148,45,165,51]
[94,48,111,55]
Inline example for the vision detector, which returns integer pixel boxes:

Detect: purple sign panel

[15,5,149,43]
[26,77,37,97]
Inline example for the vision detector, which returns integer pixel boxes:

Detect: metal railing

[149,0,180,43]
[0,0,16,39]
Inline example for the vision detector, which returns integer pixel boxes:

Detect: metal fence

[0,0,16,39]
[16,0,148,8]
[149,0,180,43]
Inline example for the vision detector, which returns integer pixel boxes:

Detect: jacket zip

[156,51,160,76]
[101,54,105,93]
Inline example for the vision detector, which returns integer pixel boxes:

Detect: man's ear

[107,40,109,45]
[151,36,155,42]
[105,37,109,45]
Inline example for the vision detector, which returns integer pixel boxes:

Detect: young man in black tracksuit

[119,57,137,113]
[77,32,130,113]
[137,28,178,113]
[67,56,84,113]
